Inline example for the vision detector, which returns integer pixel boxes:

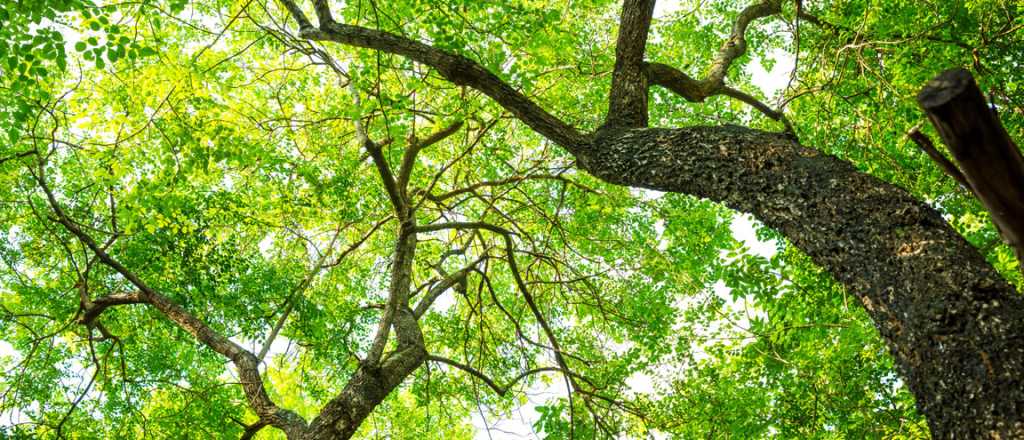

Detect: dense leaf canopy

[0,0,1021,438]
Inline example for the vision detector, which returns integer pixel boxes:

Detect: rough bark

[917,68,1024,268]
[606,0,656,128]
[578,126,1024,438]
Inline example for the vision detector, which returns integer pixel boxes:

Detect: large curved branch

[704,0,783,92]
[645,62,794,131]
[277,0,586,151]
[579,126,1024,438]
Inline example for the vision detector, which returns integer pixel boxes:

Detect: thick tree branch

[643,62,713,102]
[704,0,783,92]
[365,223,418,363]
[79,291,145,326]
[277,0,312,30]
[366,142,406,217]
[304,214,427,439]
[917,68,1024,269]
[606,0,657,129]
[276,0,586,151]
[580,125,1024,438]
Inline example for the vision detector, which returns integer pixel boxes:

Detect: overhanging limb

[917,68,1024,267]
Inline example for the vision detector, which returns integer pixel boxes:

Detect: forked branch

[32,168,308,437]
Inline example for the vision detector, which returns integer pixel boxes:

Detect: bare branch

[500,235,577,389]
[321,215,394,268]
[427,354,560,397]
[397,120,464,192]
[257,227,344,362]
[413,254,490,318]
[415,221,514,236]
[425,173,596,203]
[907,126,973,193]
[719,86,795,133]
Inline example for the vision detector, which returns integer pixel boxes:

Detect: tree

[0,0,1022,438]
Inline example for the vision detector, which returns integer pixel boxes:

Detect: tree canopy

[0,0,1022,438]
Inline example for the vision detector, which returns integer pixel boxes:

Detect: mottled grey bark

[579,126,1024,438]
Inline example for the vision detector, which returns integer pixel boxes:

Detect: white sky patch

[653,0,684,18]
[258,234,275,258]
[730,214,778,259]
[625,371,655,395]
[0,340,16,361]
[432,288,457,313]
[748,48,796,101]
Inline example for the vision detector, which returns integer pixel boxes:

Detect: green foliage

[0,0,1019,438]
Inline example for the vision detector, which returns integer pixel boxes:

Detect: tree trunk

[578,125,1024,439]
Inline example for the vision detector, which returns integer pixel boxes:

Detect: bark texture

[606,0,656,128]
[918,68,1024,268]
[579,126,1024,438]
